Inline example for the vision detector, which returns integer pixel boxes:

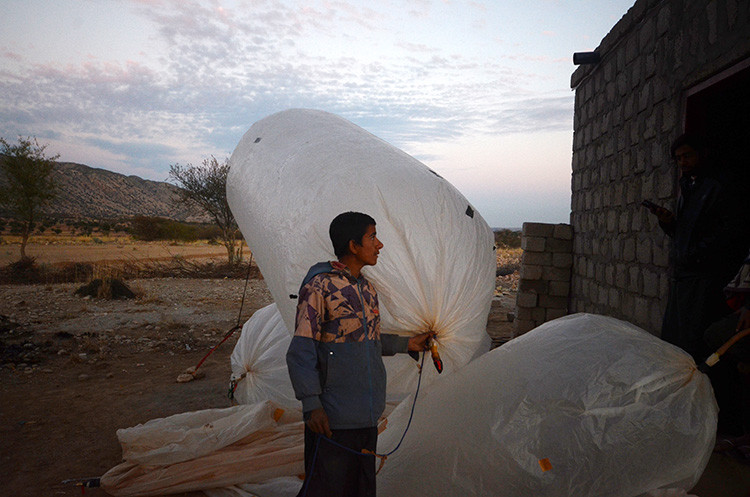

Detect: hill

[0,159,209,222]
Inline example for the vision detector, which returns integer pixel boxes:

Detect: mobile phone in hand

[641,200,658,209]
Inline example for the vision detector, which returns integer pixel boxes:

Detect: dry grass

[496,247,522,294]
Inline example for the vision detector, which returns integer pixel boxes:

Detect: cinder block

[530,306,547,321]
[636,237,652,264]
[522,251,553,266]
[628,266,641,293]
[522,222,555,238]
[634,296,650,326]
[553,252,573,268]
[608,288,621,308]
[517,291,538,308]
[514,319,537,337]
[520,264,543,280]
[516,306,535,321]
[547,238,574,253]
[546,308,569,321]
[549,280,570,297]
[519,279,548,293]
[623,237,636,262]
[615,263,628,289]
[553,224,573,240]
[543,266,572,282]
[642,269,659,297]
[539,294,569,309]
[522,236,546,252]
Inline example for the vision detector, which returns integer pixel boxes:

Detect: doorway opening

[685,58,750,184]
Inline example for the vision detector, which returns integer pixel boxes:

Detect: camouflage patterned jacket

[286,261,409,429]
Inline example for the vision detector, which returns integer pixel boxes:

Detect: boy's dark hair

[329,212,376,259]
[670,133,707,159]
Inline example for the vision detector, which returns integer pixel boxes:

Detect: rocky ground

[0,277,515,496]
[0,278,275,496]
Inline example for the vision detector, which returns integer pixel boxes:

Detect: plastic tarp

[99,401,304,496]
[376,313,717,497]
[226,108,496,399]
[230,303,297,409]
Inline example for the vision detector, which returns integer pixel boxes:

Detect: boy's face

[351,224,383,267]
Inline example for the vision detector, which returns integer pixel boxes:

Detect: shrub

[494,229,521,249]
[2,256,41,283]
[129,216,224,243]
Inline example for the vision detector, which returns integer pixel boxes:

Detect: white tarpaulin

[226,108,496,398]
[100,402,304,496]
[377,313,717,497]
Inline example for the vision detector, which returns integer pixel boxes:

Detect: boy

[286,211,433,497]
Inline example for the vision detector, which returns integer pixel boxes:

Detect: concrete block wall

[514,222,573,336]
[569,0,750,333]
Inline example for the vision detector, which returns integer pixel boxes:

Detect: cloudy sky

[1,0,633,228]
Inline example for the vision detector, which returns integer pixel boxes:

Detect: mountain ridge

[0,158,210,222]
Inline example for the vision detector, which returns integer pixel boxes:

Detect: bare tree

[0,136,59,259]
[169,156,242,264]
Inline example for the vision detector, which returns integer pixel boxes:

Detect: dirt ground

[0,241,232,266]
[0,277,276,497]
[1,273,748,496]
[0,273,515,497]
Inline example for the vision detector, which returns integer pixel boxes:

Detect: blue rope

[300,350,427,495]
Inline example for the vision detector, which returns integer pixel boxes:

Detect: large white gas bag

[230,303,297,408]
[226,109,496,398]
[377,313,717,497]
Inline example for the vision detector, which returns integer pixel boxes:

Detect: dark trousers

[297,425,377,497]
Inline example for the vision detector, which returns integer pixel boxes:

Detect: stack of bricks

[514,222,573,336]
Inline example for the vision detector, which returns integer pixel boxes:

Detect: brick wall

[515,222,573,336]
[568,0,749,333]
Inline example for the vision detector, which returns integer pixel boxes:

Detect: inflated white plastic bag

[377,314,717,497]
[226,109,495,398]
[230,303,297,408]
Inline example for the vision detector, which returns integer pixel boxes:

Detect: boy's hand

[408,331,436,352]
[306,408,332,437]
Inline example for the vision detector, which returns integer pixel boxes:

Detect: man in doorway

[286,211,433,497]
[646,134,748,361]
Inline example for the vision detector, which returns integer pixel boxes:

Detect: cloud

[82,137,177,161]
[0,0,580,186]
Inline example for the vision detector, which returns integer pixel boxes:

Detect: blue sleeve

[286,335,324,413]
[380,333,410,356]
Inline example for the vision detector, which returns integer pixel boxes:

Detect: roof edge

[571,0,664,89]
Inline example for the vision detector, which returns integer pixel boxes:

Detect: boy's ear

[348,239,359,255]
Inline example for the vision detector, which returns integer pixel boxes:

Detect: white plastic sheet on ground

[100,401,304,496]
[226,108,496,399]
[230,303,297,408]
[377,313,717,497]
